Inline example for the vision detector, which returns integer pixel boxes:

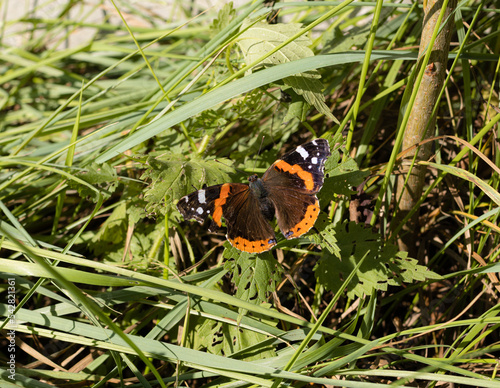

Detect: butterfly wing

[177,183,277,253]
[177,184,227,228]
[262,139,331,239]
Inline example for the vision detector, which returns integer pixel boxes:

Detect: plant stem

[395,0,456,256]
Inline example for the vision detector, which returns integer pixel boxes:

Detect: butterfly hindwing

[220,185,277,253]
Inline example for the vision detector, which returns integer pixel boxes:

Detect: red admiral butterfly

[177,139,331,253]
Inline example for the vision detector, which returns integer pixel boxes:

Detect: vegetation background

[1,0,499,387]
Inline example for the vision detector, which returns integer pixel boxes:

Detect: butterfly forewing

[262,139,330,193]
[177,184,226,225]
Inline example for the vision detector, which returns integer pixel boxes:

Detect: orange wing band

[229,236,277,253]
[285,201,320,239]
[273,160,315,190]
[212,184,231,227]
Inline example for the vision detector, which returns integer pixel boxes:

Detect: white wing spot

[308,165,312,169]
[184,196,189,202]
[311,157,318,164]
[312,139,318,145]
[196,207,204,215]
[296,146,309,160]
[207,210,210,214]
[198,189,206,204]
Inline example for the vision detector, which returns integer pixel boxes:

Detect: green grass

[1,0,500,387]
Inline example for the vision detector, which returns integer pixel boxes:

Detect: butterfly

[177,139,331,253]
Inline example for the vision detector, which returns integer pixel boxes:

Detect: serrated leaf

[237,21,337,123]
[238,22,312,65]
[142,153,234,216]
[210,1,236,33]
[127,197,148,224]
[231,88,267,121]
[284,72,333,119]
[187,246,280,358]
[191,109,227,137]
[223,246,283,305]
[72,162,118,202]
[315,222,441,299]
[309,213,340,257]
[387,251,442,285]
[85,162,118,184]
[319,139,368,199]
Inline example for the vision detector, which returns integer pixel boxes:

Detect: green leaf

[321,23,371,54]
[281,87,309,122]
[190,317,276,361]
[315,222,441,299]
[320,137,368,199]
[0,258,137,287]
[72,162,118,202]
[211,1,237,33]
[190,109,228,137]
[237,21,337,123]
[309,213,340,257]
[187,246,281,359]
[142,153,235,216]
[238,22,313,66]
[92,202,128,246]
[479,263,500,273]
[90,202,164,267]
[284,72,333,119]
[223,247,283,305]
[96,52,417,163]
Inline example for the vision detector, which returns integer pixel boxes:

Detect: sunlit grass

[1,0,499,387]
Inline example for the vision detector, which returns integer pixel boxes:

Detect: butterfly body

[177,139,331,253]
[247,174,275,220]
